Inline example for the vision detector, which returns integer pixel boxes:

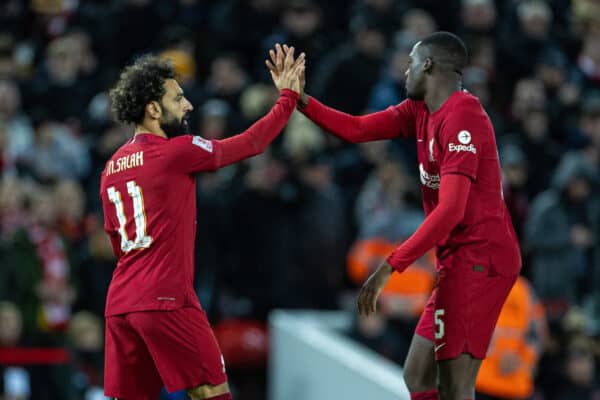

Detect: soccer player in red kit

[267,33,521,400]
[101,50,304,400]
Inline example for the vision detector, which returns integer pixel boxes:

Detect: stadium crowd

[0,0,598,399]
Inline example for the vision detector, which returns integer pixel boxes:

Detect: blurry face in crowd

[518,2,552,40]
[462,0,497,32]
[282,5,321,37]
[355,28,386,58]
[46,37,79,84]
[0,79,20,119]
[512,78,546,120]
[582,38,600,65]
[470,39,496,75]
[0,178,24,214]
[405,42,429,101]
[69,312,103,352]
[31,189,57,226]
[355,29,385,58]
[200,115,227,140]
[566,348,595,386]
[402,10,436,41]
[567,178,590,203]
[522,110,548,141]
[536,63,564,89]
[504,164,528,188]
[54,180,85,221]
[580,112,600,146]
[158,79,193,137]
[210,56,245,94]
[0,302,22,347]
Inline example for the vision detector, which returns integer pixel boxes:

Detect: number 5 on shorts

[434,309,445,339]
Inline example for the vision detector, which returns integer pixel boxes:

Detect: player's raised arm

[214,48,304,167]
[169,48,305,173]
[266,43,416,143]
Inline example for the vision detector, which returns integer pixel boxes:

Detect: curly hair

[109,55,177,125]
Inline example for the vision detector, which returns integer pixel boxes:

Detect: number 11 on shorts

[434,309,445,339]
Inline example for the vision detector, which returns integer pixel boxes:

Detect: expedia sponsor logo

[448,143,477,154]
[419,163,440,189]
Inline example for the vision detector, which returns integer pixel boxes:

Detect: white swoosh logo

[434,343,446,352]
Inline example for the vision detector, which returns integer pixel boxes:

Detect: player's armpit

[300,96,417,142]
[386,174,471,273]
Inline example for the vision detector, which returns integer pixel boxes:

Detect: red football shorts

[415,263,517,361]
[104,307,229,399]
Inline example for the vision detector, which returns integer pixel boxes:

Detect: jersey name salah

[100,134,221,316]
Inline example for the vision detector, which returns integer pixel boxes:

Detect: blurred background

[0,0,599,399]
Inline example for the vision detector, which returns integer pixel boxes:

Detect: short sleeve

[438,99,489,180]
[165,135,224,174]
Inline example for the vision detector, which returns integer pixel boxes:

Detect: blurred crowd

[0,0,599,399]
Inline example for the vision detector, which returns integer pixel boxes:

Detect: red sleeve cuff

[279,88,300,101]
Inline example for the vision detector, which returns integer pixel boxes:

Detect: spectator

[355,160,422,240]
[204,53,249,129]
[74,215,115,317]
[459,0,497,40]
[66,311,105,399]
[312,16,386,114]
[54,179,87,246]
[0,301,31,400]
[476,276,548,400]
[0,2,599,398]
[525,155,598,318]
[261,0,333,82]
[350,0,410,39]
[2,187,76,341]
[21,119,90,183]
[500,144,530,241]
[555,335,600,399]
[0,177,26,239]
[0,79,34,168]
[294,153,348,309]
[399,8,438,42]
[28,35,97,122]
[367,33,412,112]
[535,47,581,126]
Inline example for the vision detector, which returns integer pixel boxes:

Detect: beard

[159,111,190,138]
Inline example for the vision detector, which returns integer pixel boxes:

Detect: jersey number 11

[107,180,153,252]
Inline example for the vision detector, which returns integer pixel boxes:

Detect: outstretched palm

[266,44,306,95]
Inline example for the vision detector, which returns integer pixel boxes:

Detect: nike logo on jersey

[434,343,446,352]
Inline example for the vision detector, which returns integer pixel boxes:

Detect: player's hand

[357,262,394,317]
[266,43,306,95]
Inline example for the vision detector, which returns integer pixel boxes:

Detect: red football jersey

[100,90,298,316]
[391,91,521,274]
[100,134,226,316]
